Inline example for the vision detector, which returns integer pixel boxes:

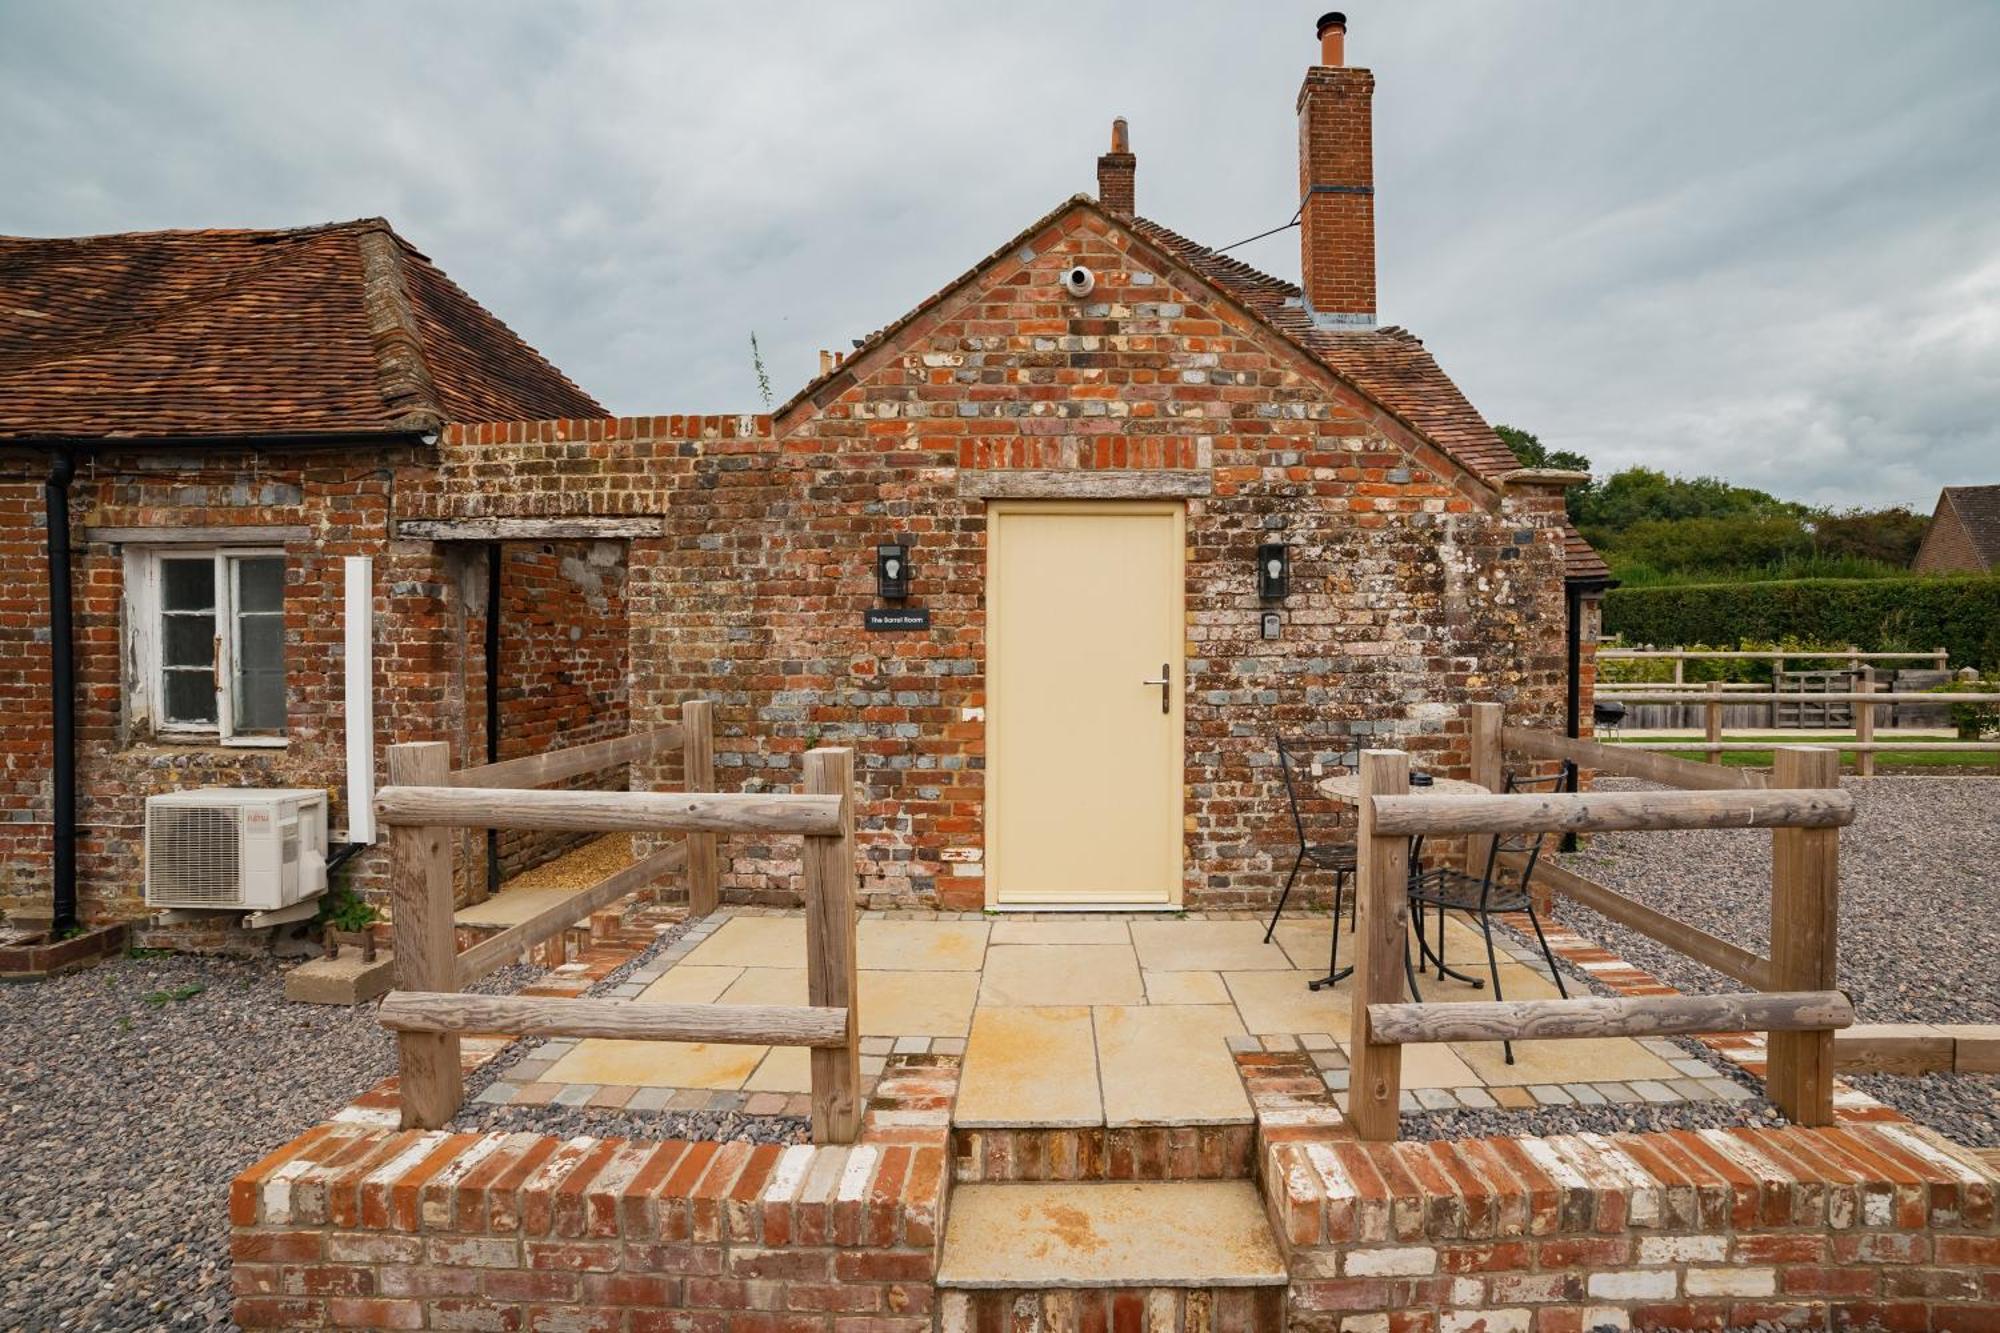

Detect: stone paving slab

[957,1006,1102,1127]
[936,1181,1287,1288]
[977,944,1145,1006]
[1094,1004,1250,1126]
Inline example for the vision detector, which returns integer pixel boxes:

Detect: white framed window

[127,548,288,746]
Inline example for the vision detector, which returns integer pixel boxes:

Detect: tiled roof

[0,219,604,440]
[1129,217,1609,582]
[1940,485,2000,568]
[774,196,1606,582]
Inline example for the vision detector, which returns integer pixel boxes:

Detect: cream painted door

[987,501,1184,906]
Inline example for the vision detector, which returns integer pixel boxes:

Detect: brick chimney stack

[1097,117,1135,217]
[1297,12,1376,327]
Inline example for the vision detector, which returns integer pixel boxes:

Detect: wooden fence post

[388,741,462,1130]
[682,699,718,917]
[1766,745,1839,1127]
[1468,703,1504,875]
[802,746,861,1144]
[1348,749,1410,1142]
[1704,682,1723,766]
[1854,670,1875,779]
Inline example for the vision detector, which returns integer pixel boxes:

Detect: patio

[466,907,1749,1125]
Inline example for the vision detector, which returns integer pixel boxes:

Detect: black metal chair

[1264,738,1357,945]
[1405,761,1576,1063]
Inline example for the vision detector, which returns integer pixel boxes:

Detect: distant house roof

[0,218,604,441]
[1916,484,2000,573]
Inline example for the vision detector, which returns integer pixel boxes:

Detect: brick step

[936,1181,1287,1296]
[953,1123,1257,1182]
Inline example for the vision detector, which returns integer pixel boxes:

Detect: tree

[1812,507,1928,567]
[1494,425,1591,474]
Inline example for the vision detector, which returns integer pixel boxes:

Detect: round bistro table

[1305,773,1490,989]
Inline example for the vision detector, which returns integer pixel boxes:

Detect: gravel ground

[451,916,811,1146]
[0,952,397,1331]
[1557,774,2000,1147]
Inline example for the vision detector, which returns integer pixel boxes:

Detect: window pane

[161,559,214,611]
[233,611,285,734]
[163,668,217,724]
[236,556,284,613]
[235,664,285,732]
[163,613,216,668]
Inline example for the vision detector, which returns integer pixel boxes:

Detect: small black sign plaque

[864,607,931,632]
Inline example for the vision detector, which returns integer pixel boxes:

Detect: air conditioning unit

[144,788,330,912]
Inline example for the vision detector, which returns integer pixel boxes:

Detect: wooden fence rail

[1345,705,1848,1142]
[381,719,865,1143]
[376,786,842,836]
[381,992,850,1047]
[1367,990,1853,1046]
[1369,787,1854,836]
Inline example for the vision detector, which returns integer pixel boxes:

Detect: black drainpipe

[485,541,502,896]
[45,449,78,935]
[1561,581,1584,854]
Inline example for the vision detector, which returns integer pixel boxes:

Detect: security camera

[1062,265,1095,298]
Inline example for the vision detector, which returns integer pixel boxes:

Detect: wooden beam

[380,992,850,1047]
[1503,853,1773,990]
[1370,784,1854,837]
[387,742,462,1131]
[455,842,686,987]
[1348,750,1409,1143]
[1766,746,1841,1128]
[1615,742,2000,754]
[1705,682,1723,766]
[378,785,843,837]
[1468,703,1504,876]
[448,726,684,790]
[397,517,666,541]
[1596,691,2000,706]
[1503,726,1765,791]
[803,747,862,1145]
[1854,672,1876,778]
[84,524,312,545]
[956,469,1213,500]
[1599,650,1949,662]
[682,699,719,918]
[1367,990,1854,1046]
[1833,1026,1956,1076]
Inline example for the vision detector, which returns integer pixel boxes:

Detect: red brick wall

[0,442,637,935]
[465,539,632,880]
[1298,66,1377,322]
[622,207,1569,911]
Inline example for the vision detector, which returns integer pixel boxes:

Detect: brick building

[0,219,622,939]
[418,16,1612,913]
[1911,484,2000,573]
[1,15,1609,932]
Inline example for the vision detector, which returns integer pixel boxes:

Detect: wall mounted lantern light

[876,542,912,601]
[1257,541,1289,600]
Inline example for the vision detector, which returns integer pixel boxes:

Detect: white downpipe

[343,556,376,844]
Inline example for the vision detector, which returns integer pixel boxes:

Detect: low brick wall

[1262,1116,1999,1333]
[231,1058,957,1331]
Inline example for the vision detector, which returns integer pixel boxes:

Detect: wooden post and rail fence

[1592,687,2000,774]
[1345,702,1858,1142]
[375,702,866,1143]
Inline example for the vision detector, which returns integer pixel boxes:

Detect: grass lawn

[1607,733,2000,772]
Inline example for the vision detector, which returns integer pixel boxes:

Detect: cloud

[2,0,1995,507]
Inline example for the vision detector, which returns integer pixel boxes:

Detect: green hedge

[1601,576,2000,672]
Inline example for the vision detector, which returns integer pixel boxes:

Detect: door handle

[1139,663,1170,714]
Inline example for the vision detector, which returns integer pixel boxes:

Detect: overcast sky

[5,2,1996,509]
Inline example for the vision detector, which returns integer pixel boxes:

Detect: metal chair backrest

[1480,761,1578,890]
[1275,738,1314,854]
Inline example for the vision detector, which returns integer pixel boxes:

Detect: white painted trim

[344,556,376,844]
[124,545,288,746]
